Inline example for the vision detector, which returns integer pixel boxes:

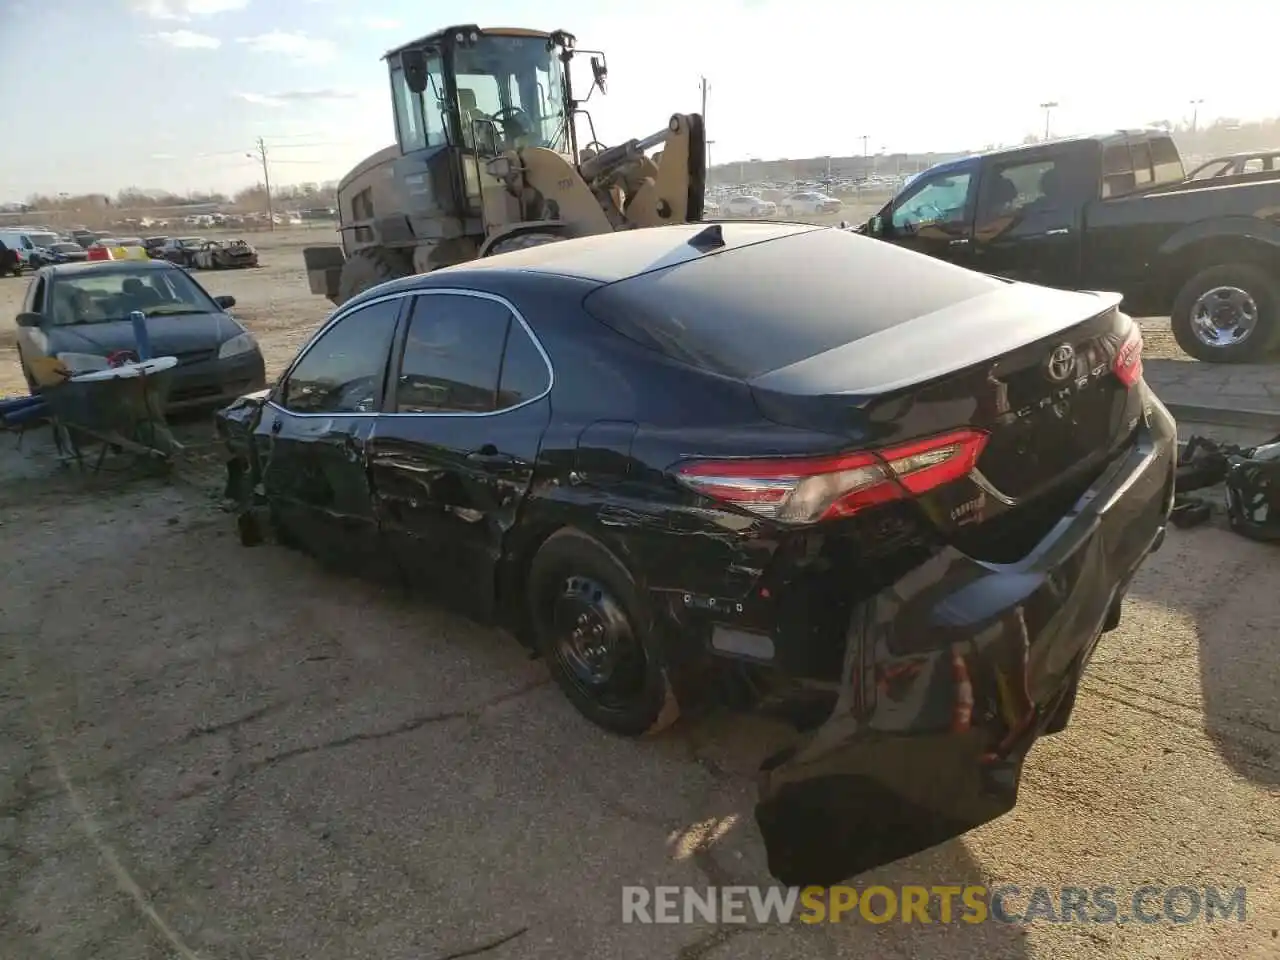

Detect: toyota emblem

[1046,344,1076,382]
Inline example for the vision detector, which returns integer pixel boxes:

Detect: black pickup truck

[858,130,1280,362]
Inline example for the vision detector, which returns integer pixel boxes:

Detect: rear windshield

[582,229,1002,380]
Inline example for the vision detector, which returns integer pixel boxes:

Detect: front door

[367,290,552,617]
[969,153,1081,289]
[257,295,404,577]
[878,162,978,268]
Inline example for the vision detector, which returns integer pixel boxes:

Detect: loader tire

[336,247,413,305]
[486,232,565,256]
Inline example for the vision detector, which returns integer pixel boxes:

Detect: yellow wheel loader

[303,25,707,305]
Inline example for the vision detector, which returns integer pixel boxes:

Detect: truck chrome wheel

[1191,285,1258,348]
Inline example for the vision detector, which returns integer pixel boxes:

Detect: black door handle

[270,417,282,434]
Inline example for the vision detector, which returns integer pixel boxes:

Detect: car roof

[39,259,184,278]
[431,222,823,284]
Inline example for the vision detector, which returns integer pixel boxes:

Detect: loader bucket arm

[624,113,706,227]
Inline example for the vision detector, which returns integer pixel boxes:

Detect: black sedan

[216,221,1175,886]
[14,259,267,409]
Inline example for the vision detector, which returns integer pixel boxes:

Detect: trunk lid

[749,283,1142,554]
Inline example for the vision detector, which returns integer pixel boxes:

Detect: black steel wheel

[527,529,679,736]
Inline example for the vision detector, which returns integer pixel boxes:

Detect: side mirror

[214,295,236,309]
[16,312,42,328]
[866,215,884,236]
[590,55,608,94]
[401,49,428,95]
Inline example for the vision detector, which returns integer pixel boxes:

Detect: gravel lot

[0,228,1277,959]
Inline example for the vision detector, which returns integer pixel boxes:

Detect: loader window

[391,64,427,152]
[454,35,565,150]
[391,58,447,151]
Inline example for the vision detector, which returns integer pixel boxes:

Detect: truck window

[1102,143,1137,198]
[977,159,1064,225]
[1130,141,1154,187]
[1150,137,1184,183]
[891,169,973,230]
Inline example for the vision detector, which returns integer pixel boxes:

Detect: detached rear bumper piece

[754,397,1176,886]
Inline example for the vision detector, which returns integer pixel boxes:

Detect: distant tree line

[10,181,338,216]
[714,115,1280,185]
[13,113,1280,211]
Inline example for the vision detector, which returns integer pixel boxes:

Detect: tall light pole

[699,75,712,169]
[246,137,274,231]
[1039,101,1059,140]
[1189,98,1204,133]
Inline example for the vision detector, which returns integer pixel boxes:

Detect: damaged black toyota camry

[216,222,1174,887]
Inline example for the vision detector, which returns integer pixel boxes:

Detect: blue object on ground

[2,400,48,425]
[130,310,152,361]
[0,394,46,415]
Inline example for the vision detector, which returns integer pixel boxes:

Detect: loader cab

[385,27,579,229]
[390,29,574,157]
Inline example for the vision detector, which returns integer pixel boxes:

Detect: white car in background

[781,192,842,216]
[722,195,777,217]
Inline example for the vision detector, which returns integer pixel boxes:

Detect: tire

[486,232,565,256]
[1170,263,1280,363]
[526,528,680,737]
[336,246,414,305]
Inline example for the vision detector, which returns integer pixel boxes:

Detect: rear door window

[394,293,511,414]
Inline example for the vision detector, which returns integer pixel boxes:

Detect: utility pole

[1189,98,1204,133]
[699,75,713,171]
[858,135,869,177]
[1039,101,1059,140]
[246,137,274,231]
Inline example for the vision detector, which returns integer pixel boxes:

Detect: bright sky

[0,0,1272,198]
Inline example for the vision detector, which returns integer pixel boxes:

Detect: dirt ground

[1,227,1277,959]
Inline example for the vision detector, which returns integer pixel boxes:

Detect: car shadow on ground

[1123,523,1278,789]
[2,490,1033,959]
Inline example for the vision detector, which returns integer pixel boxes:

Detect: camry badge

[1046,343,1076,382]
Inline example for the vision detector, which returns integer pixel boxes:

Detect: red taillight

[1113,323,1143,388]
[673,428,989,524]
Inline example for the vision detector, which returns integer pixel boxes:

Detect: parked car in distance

[143,236,169,259]
[85,237,150,262]
[14,259,266,409]
[722,195,777,217]
[216,222,1174,887]
[0,228,62,273]
[32,241,89,266]
[1186,149,1280,180]
[858,128,1280,362]
[158,236,208,267]
[782,192,842,216]
[190,238,259,270]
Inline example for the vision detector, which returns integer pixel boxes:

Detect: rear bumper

[737,396,1175,884]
